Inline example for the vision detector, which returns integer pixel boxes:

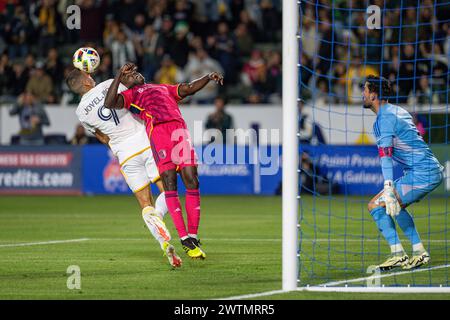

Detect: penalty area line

[0,238,90,248]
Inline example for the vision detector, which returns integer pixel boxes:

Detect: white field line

[215,289,287,300]
[87,237,448,243]
[216,264,450,300]
[0,236,445,248]
[0,238,90,248]
[299,286,450,293]
[315,263,450,287]
[88,238,282,242]
[1,237,448,298]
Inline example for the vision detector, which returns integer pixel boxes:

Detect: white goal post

[282,0,299,292]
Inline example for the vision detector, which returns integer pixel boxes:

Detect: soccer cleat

[403,251,430,270]
[377,253,409,271]
[190,237,206,259]
[181,238,206,259]
[163,242,182,268]
[190,237,202,247]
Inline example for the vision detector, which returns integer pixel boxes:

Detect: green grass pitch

[0,195,448,300]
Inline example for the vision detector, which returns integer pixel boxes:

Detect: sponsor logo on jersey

[159,149,167,160]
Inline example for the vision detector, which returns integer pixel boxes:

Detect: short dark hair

[365,75,392,100]
[66,68,85,93]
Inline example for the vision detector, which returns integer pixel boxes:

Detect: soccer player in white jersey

[66,68,182,268]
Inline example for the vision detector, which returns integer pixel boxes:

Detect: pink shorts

[148,120,198,174]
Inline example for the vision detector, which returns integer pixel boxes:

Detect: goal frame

[282,0,450,294]
[282,0,299,292]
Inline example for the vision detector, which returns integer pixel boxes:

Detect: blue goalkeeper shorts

[394,170,443,206]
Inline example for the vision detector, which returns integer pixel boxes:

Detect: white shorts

[120,147,160,193]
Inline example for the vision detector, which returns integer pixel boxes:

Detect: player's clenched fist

[208,72,224,85]
[120,63,137,75]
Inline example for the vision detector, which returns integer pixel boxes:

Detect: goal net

[284,0,450,292]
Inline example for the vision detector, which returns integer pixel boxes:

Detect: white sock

[188,233,197,239]
[390,243,405,255]
[142,206,170,249]
[412,243,426,254]
[155,192,168,219]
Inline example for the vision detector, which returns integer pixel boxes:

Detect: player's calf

[142,206,171,243]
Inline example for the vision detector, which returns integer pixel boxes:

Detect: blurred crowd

[300,0,450,106]
[0,0,282,106]
[0,0,449,110]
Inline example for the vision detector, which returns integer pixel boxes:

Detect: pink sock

[185,189,201,235]
[165,191,188,239]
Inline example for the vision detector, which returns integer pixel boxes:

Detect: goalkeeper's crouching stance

[363,75,444,271]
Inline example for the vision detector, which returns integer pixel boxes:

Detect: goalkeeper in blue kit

[363,75,444,271]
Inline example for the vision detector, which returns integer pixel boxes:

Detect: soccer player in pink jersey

[105,63,223,259]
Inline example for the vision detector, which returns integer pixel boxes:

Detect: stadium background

[1,0,447,196]
[0,0,449,300]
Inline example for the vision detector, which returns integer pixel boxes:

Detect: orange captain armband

[378,147,393,158]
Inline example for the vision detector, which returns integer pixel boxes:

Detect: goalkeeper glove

[383,180,401,217]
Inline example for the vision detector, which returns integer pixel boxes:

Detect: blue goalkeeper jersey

[373,103,443,174]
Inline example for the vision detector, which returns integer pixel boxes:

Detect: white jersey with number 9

[76,79,159,191]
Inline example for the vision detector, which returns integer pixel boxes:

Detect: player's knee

[190,180,199,190]
[164,179,177,191]
[161,172,177,191]
[184,176,199,190]
[181,167,199,189]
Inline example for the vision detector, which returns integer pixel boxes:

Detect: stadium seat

[44,134,68,145]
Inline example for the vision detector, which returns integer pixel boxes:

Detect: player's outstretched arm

[178,72,224,98]
[104,63,135,110]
